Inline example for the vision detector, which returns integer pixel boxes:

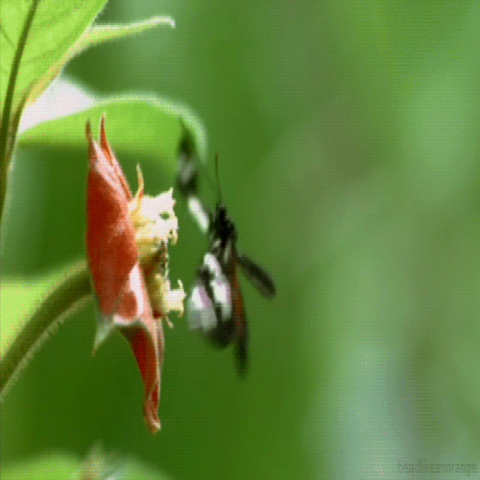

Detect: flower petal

[99,116,132,201]
[86,119,137,316]
[86,118,164,433]
[115,265,163,433]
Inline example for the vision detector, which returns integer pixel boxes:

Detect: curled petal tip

[144,396,161,433]
[100,115,108,145]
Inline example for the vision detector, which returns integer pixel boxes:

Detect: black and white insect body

[176,148,276,375]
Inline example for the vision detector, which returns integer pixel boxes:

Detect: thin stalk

[0,263,92,400]
[0,0,41,222]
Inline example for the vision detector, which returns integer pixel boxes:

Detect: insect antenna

[195,156,217,197]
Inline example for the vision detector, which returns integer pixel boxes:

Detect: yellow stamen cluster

[128,166,185,322]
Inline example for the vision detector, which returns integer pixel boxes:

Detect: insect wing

[228,260,249,376]
[187,253,234,346]
[237,253,276,298]
[176,150,199,199]
[235,320,248,376]
[188,277,218,332]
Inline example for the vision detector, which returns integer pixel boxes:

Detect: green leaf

[74,16,175,53]
[27,16,176,108]
[121,459,173,480]
[1,454,80,480]
[0,1,175,219]
[1,0,104,220]
[17,95,207,175]
[0,0,106,114]
[1,453,173,480]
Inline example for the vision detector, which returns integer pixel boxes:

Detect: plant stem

[0,0,41,222]
[0,263,92,400]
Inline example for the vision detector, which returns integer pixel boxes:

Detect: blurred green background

[3,1,480,479]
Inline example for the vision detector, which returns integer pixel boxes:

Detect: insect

[176,149,276,375]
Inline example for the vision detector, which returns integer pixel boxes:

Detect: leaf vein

[0,23,16,49]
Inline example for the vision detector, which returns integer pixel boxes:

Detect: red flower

[86,116,184,433]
